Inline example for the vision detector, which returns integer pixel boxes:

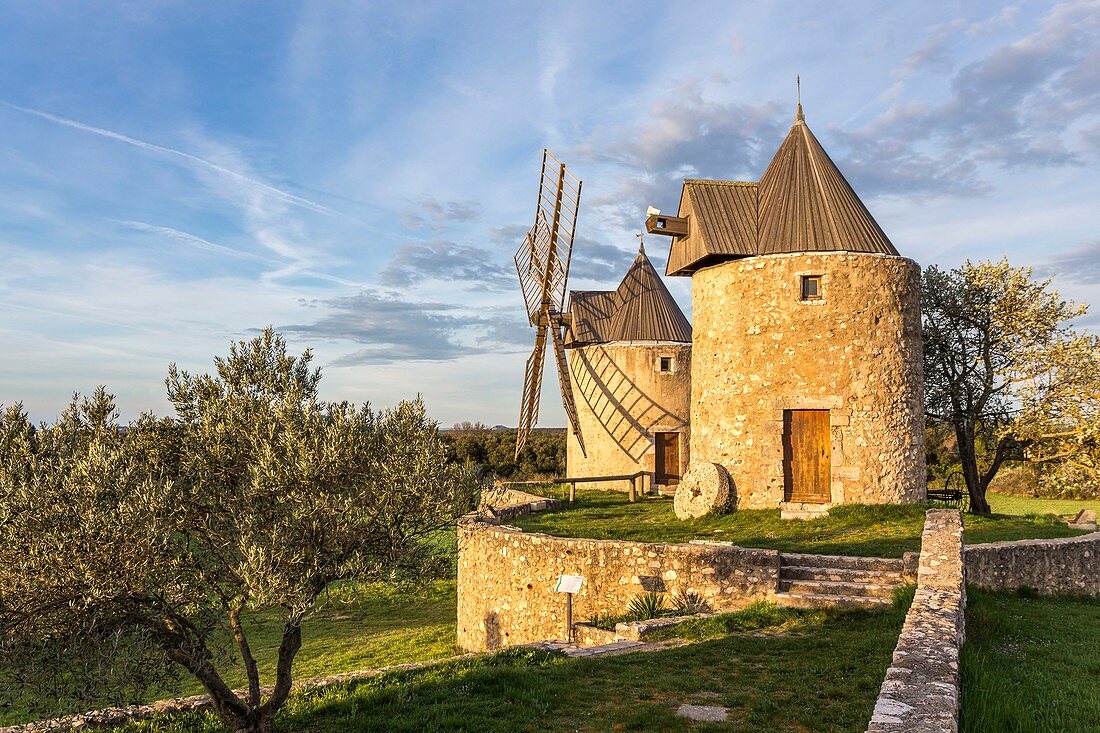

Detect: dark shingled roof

[665,107,897,276]
[566,247,691,347]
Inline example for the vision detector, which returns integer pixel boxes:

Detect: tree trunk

[231,715,275,733]
[954,419,991,514]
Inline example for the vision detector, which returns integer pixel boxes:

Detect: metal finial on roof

[635,231,645,254]
[795,75,805,123]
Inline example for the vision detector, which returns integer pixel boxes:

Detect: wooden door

[783,410,831,503]
[654,432,681,485]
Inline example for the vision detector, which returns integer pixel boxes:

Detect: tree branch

[229,606,262,708]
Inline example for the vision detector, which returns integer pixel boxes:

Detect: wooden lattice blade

[551,321,585,457]
[515,324,548,459]
[513,150,582,321]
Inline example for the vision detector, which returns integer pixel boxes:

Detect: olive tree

[0,329,481,733]
[922,260,1097,513]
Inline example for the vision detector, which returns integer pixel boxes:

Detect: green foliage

[441,426,564,479]
[986,492,1097,517]
[891,583,916,611]
[584,613,621,631]
[0,329,483,733]
[0,581,459,726]
[922,260,1099,513]
[670,590,712,615]
[648,602,827,642]
[924,423,959,481]
[624,592,666,622]
[961,589,1100,732]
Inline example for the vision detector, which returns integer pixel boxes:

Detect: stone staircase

[774,552,910,609]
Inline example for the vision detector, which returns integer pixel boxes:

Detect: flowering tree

[922,260,1098,513]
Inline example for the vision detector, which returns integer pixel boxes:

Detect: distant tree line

[442,423,564,480]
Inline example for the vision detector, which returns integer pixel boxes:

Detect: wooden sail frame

[514,150,586,459]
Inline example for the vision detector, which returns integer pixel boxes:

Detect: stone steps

[779,502,831,521]
[774,591,894,609]
[780,552,905,573]
[775,552,907,610]
[781,565,904,584]
[779,578,898,598]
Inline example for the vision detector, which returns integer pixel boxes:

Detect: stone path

[676,703,730,722]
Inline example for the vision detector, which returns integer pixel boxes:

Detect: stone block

[674,462,732,519]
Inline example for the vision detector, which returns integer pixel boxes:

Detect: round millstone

[674,462,733,519]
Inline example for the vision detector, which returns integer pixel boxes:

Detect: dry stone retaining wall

[965,532,1100,596]
[867,510,965,733]
[482,487,562,521]
[457,518,779,652]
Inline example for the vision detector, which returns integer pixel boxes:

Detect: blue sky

[2,1,1099,427]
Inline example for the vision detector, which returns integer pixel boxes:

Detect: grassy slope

[511,492,1086,557]
[120,600,909,733]
[0,582,458,727]
[962,589,1100,733]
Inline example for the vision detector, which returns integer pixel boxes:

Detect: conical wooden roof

[664,105,898,275]
[757,113,896,255]
[567,245,691,346]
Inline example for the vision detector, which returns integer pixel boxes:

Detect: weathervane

[635,231,645,254]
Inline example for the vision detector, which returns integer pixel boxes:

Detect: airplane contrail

[118,220,366,288]
[1,100,340,217]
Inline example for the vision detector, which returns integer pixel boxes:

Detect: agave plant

[671,589,712,615]
[625,592,666,621]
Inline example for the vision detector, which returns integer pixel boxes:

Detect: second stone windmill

[513,151,693,492]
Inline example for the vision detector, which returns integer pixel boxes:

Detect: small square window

[801,275,823,300]
[659,357,673,372]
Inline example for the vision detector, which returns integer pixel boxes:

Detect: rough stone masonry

[456,516,779,652]
[690,252,927,509]
[866,510,965,733]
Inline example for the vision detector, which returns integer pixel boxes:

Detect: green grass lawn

[118,599,910,733]
[986,492,1098,517]
[0,581,458,728]
[510,492,1087,557]
[961,589,1100,732]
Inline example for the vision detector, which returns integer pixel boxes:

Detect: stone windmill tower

[512,151,692,493]
[564,242,692,490]
[647,94,926,517]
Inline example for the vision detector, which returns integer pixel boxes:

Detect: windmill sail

[515,324,547,458]
[513,149,586,458]
[550,321,585,455]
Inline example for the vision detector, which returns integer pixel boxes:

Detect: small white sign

[555,574,583,594]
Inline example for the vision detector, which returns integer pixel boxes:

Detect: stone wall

[457,519,779,652]
[690,252,926,509]
[482,487,562,521]
[964,532,1100,596]
[867,510,965,733]
[566,341,691,491]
